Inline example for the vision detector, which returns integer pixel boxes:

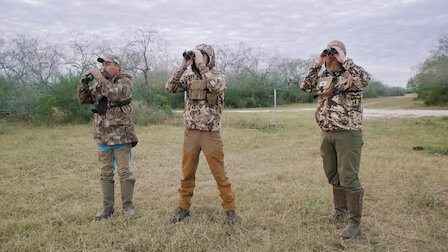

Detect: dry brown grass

[1,97,447,251]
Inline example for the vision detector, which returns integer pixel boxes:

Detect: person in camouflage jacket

[78,55,138,220]
[300,40,371,239]
[166,44,238,225]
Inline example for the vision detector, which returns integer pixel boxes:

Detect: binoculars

[182,51,195,59]
[182,49,206,59]
[323,47,338,56]
[83,74,94,82]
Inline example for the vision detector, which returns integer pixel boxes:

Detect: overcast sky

[1,0,447,87]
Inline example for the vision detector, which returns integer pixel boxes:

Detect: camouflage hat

[97,55,120,65]
[327,40,346,52]
[194,44,215,70]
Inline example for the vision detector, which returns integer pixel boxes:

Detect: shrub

[32,75,93,124]
[131,100,172,126]
[0,76,37,120]
[409,35,448,106]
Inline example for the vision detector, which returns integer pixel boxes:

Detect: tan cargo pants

[98,144,135,182]
[178,129,236,212]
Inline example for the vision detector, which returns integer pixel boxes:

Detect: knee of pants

[340,175,361,192]
[327,175,340,187]
[182,150,200,173]
[120,175,135,183]
[182,168,198,181]
[180,179,195,188]
[100,173,114,181]
[216,176,231,188]
[117,170,134,182]
[100,165,114,181]
[323,166,339,186]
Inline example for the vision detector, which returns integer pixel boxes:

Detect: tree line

[407,35,448,106]
[0,30,406,124]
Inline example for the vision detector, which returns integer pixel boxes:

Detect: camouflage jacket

[166,64,226,131]
[77,73,138,145]
[300,58,371,131]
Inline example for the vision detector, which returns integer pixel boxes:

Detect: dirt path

[223,108,448,118]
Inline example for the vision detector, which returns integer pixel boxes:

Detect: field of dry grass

[1,96,447,251]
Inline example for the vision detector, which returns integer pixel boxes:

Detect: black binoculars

[183,51,195,59]
[83,74,94,82]
[182,49,206,59]
[323,47,338,56]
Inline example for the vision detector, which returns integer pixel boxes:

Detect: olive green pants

[320,130,363,192]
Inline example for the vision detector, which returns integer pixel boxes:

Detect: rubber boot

[333,186,348,223]
[95,180,114,220]
[341,190,364,239]
[121,180,135,217]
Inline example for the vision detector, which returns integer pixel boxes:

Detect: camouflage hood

[195,44,216,70]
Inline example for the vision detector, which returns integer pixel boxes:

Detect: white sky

[1,0,447,87]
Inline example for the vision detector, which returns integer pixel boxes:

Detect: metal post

[270,89,278,127]
[274,89,278,127]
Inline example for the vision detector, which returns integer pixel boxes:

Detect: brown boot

[95,180,115,220]
[341,190,363,239]
[333,186,347,223]
[321,186,347,222]
[121,180,135,217]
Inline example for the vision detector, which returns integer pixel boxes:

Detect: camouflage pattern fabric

[300,58,371,131]
[78,73,138,145]
[165,44,226,132]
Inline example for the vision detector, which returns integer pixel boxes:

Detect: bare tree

[124,29,165,89]
[65,36,100,74]
[271,57,315,89]
[0,35,64,86]
[215,42,276,81]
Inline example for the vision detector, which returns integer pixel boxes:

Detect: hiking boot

[341,190,364,239]
[121,180,135,217]
[225,210,239,225]
[170,207,190,223]
[95,180,115,220]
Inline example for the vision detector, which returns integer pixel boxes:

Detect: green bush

[0,76,37,120]
[409,35,448,106]
[133,84,174,115]
[30,75,177,125]
[131,100,172,126]
[32,75,93,124]
[363,80,406,98]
